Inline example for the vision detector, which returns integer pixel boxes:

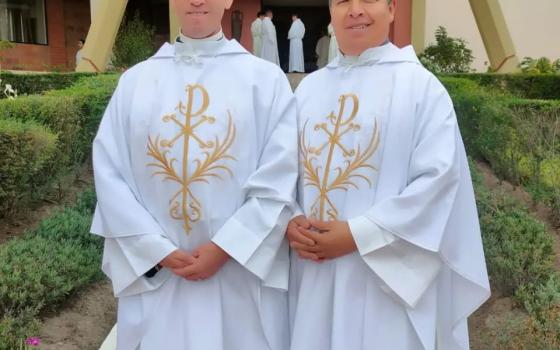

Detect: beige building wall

[422,0,560,72]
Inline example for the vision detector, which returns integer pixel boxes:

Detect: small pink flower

[25,336,41,346]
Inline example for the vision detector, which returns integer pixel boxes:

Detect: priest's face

[171,0,234,39]
[330,0,395,56]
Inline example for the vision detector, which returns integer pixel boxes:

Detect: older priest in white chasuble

[90,0,298,349]
[288,0,490,349]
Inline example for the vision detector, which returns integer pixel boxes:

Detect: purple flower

[25,336,41,346]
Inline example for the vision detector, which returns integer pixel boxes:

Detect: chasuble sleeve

[91,73,177,297]
[350,77,461,308]
[212,72,298,289]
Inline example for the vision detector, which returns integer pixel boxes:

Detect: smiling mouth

[186,11,209,16]
[347,24,371,30]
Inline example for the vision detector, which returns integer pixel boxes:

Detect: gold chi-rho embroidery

[301,93,380,221]
[147,84,236,234]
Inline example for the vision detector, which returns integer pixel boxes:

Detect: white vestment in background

[261,17,280,66]
[251,17,263,57]
[290,43,490,350]
[315,35,329,69]
[288,19,305,73]
[92,33,298,350]
[327,23,339,63]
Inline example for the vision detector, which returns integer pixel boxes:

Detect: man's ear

[225,0,234,10]
[388,0,397,22]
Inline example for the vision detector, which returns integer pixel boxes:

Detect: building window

[0,0,48,45]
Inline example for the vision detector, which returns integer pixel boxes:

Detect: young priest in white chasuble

[91,0,298,349]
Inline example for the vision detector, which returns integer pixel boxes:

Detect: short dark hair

[257,11,264,17]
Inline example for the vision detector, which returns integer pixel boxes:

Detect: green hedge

[47,74,119,151]
[471,162,556,299]
[442,77,516,177]
[0,118,58,216]
[0,188,102,349]
[471,161,560,348]
[0,74,118,217]
[444,77,560,225]
[447,73,560,100]
[0,72,97,99]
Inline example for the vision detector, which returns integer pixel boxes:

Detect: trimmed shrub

[0,74,118,217]
[472,162,556,297]
[442,77,518,180]
[447,73,560,100]
[470,160,560,348]
[0,95,85,167]
[0,72,97,99]
[0,118,57,216]
[0,189,102,349]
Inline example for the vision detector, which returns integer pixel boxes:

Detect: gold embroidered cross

[147,84,236,234]
[301,93,380,221]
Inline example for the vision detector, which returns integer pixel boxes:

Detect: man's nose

[348,0,365,18]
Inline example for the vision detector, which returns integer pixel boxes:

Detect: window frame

[1,0,49,46]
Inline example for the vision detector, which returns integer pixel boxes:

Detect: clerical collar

[338,39,392,67]
[177,30,224,43]
[174,30,226,63]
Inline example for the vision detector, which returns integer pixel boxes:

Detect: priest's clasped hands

[159,242,229,282]
[160,215,359,281]
[286,215,358,262]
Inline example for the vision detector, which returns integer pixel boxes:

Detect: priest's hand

[296,220,358,261]
[287,215,322,262]
[159,249,196,270]
[172,242,230,281]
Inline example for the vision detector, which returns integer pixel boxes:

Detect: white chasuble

[288,19,305,73]
[261,17,280,66]
[251,18,263,57]
[91,36,298,350]
[289,43,490,350]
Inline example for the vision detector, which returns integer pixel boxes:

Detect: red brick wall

[47,0,68,68]
[63,0,91,69]
[1,0,89,71]
[223,0,261,52]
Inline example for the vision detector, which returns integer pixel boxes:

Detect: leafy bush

[0,189,102,349]
[0,118,58,216]
[481,206,555,296]
[472,162,555,296]
[471,160,560,349]
[446,73,560,100]
[442,77,516,179]
[0,95,85,167]
[0,72,97,99]
[112,11,156,70]
[47,74,119,158]
[419,26,474,74]
[0,74,118,217]
[520,57,560,74]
